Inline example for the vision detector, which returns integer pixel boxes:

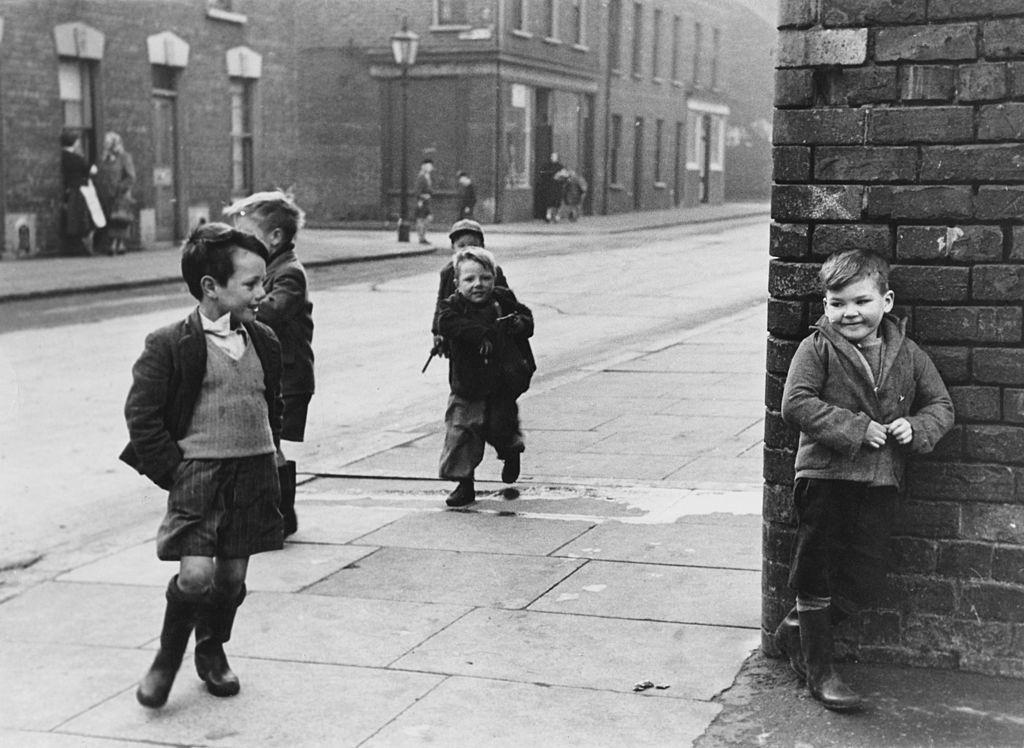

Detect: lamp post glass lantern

[392,20,419,242]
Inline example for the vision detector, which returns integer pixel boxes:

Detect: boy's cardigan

[258,242,314,396]
[437,286,534,400]
[119,309,283,489]
[782,313,954,488]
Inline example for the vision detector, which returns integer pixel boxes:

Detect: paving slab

[393,608,760,701]
[58,539,377,592]
[231,591,470,667]
[0,731,151,748]
[354,510,594,555]
[566,371,726,399]
[664,453,763,485]
[525,448,694,482]
[285,502,416,544]
[0,581,161,647]
[60,658,443,747]
[658,398,763,417]
[0,643,145,731]
[364,675,722,747]
[619,349,763,373]
[531,561,760,628]
[555,517,761,570]
[307,546,585,609]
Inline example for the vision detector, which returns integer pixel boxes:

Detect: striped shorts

[157,454,283,560]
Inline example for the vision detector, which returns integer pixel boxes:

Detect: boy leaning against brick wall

[777,248,954,712]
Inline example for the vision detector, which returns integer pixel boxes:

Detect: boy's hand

[886,418,914,445]
[863,420,888,449]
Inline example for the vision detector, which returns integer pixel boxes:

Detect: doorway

[532,89,553,219]
[699,114,712,204]
[151,93,179,242]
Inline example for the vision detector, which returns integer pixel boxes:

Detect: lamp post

[391,18,419,242]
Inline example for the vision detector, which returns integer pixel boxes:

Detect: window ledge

[511,29,532,38]
[672,79,684,88]
[653,181,667,189]
[652,76,664,85]
[571,43,589,52]
[430,24,472,32]
[631,72,642,81]
[609,182,625,191]
[206,7,247,24]
[543,36,562,45]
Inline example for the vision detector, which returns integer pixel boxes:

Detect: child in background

[121,223,284,708]
[456,171,476,220]
[223,191,313,537]
[779,249,954,712]
[436,247,535,507]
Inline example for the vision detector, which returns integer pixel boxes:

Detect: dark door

[152,94,179,242]
[700,114,712,204]
[632,117,644,211]
[582,94,595,215]
[673,121,683,207]
[532,89,552,219]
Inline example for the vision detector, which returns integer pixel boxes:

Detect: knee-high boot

[137,575,203,708]
[798,608,862,712]
[194,584,246,697]
[771,605,806,680]
[278,460,297,537]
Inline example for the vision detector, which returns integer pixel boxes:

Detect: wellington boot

[445,478,476,507]
[278,461,297,537]
[194,585,246,697]
[799,608,862,712]
[771,606,806,680]
[137,576,202,708]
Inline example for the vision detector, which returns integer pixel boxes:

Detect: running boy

[224,190,313,537]
[120,223,284,708]
[436,247,535,507]
[778,249,954,712]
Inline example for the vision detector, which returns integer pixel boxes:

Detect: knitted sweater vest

[178,339,275,458]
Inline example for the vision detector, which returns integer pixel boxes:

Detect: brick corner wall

[763,0,1024,679]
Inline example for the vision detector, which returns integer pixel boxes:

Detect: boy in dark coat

[224,190,313,537]
[436,247,535,507]
[778,249,954,712]
[121,223,284,708]
[456,171,476,219]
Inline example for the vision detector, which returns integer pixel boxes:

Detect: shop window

[610,114,622,184]
[230,79,254,196]
[436,0,469,26]
[506,83,533,187]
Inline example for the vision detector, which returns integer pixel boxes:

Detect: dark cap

[449,218,485,245]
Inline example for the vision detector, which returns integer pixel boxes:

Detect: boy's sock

[445,477,476,507]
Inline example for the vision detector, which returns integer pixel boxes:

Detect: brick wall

[765,0,1024,678]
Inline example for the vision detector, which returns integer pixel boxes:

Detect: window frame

[670,14,680,82]
[651,8,662,81]
[543,0,559,40]
[654,118,664,183]
[692,21,702,85]
[570,0,586,47]
[610,113,622,185]
[511,0,532,35]
[434,0,471,28]
[58,58,97,162]
[229,77,255,197]
[607,0,621,71]
[630,1,642,78]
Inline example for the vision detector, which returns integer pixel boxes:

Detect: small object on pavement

[633,680,655,692]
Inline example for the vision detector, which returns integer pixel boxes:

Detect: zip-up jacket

[781,313,954,488]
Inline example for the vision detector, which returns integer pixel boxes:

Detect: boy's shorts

[439,393,523,480]
[787,478,896,614]
[157,453,283,560]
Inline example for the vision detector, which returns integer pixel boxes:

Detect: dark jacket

[437,287,535,400]
[259,243,314,395]
[457,181,476,217]
[119,309,283,489]
[61,149,92,238]
[782,313,954,488]
[432,261,509,335]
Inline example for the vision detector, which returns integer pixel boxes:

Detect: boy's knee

[176,568,213,595]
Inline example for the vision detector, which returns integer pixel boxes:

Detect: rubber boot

[278,460,297,537]
[137,576,203,708]
[799,608,862,712]
[771,606,806,680]
[445,477,476,507]
[194,584,246,697]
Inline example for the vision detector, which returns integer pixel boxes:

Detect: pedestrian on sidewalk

[537,152,564,223]
[778,248,954,713]
[59,128,98,256]
[120,223,285,709]
[430,219,509,358]
[455,170,476,220]
[94,131,137,256]
[224,190,314,538]
[415,158,434,245]
[560,169,587,222]
[436,246,535,507]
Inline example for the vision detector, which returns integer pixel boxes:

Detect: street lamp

[391,18,419,243]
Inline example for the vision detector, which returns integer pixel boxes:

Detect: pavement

[1,201,1022,747]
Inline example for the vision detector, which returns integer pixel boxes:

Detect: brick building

[0,0,301,255]
[292,0,774,225]
[766,1,1024,678]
